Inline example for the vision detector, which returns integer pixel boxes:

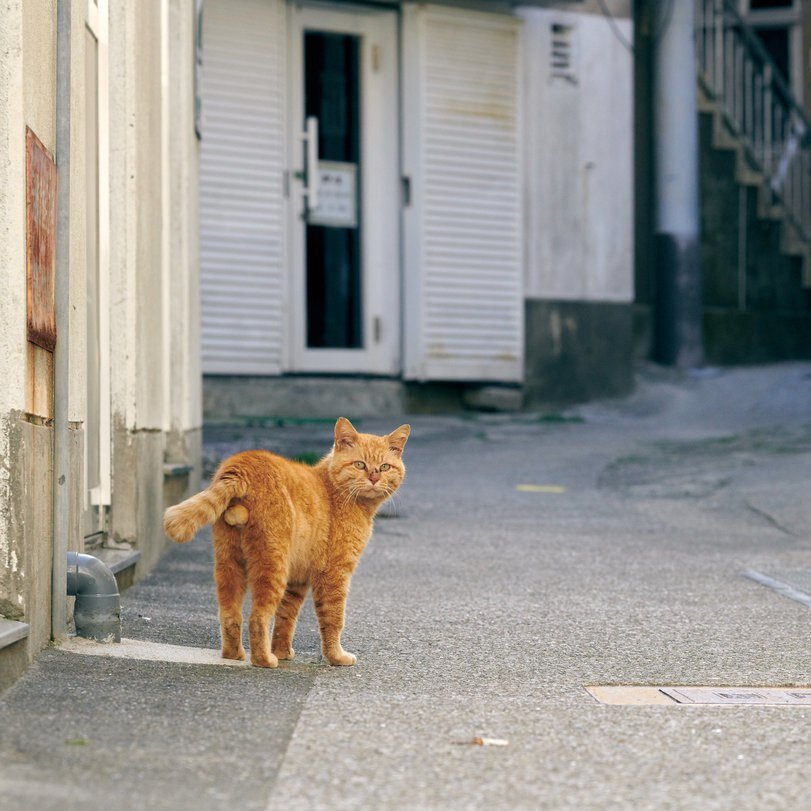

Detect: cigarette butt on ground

[452,736,510,747]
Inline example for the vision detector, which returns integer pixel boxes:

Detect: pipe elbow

[67,552,119,597]
[66,552,121,643]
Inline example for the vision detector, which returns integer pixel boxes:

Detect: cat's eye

[379,463,391,471]
[353,461,366,470]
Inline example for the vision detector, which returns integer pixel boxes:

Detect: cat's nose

[369,473,380,484]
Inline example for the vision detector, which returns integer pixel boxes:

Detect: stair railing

[695,0,810,247]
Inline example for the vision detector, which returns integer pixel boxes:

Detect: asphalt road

[2,363,811,810]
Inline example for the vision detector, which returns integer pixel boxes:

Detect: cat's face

[329,417,409,501]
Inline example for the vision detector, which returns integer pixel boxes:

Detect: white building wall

[0,1,28,421]
[107,0,202,567]
[521,8,634,303]
[109,0,139,433]
[166,0,202,436]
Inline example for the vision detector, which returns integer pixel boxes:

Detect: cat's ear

[334,417,359,450]
[387,424,411,455]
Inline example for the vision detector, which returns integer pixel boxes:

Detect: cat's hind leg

[245,541,290,668]
[213,523,248,661]
[271,583,308,660]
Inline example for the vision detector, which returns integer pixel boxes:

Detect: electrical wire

[595,0,676,55]
[596,0,634,53]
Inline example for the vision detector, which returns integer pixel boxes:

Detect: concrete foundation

[0,412,90,680]
[23,419,55,657]
[203,377,477,419]
[203,302,637,420]
[524,299,634,406]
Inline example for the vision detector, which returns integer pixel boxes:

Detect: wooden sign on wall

[26,127,57,352]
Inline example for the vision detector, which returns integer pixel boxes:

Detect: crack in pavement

[743,499,798,538]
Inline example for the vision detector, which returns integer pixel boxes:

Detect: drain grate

[586,685,811,706]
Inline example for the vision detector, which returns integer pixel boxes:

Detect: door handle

[302,116,319,210]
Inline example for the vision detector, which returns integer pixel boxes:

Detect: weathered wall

[22,0,56,149]
[0,0,87,674]
[105,0,201,580]
[521,5,634,402]
[1,0,201,690]
[0,2,28,626]
[524,300,633,406]
[521,6,634,304]
[166,0,202,446]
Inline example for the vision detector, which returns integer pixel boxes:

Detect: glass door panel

[304,32,363,349]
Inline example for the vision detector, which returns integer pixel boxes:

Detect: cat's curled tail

[163,471,248,543]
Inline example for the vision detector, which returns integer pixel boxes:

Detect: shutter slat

[200,0,286,375]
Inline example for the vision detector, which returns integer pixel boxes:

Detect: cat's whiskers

[340,481,367,510]
[338,487,357,510]
[383,489,401,518]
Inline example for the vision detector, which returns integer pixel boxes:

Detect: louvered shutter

[200,0,286,374]
[403,6,523,382]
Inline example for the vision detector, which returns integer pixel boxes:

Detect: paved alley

[2,364,811,810]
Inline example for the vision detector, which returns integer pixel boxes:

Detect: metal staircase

[696,0,811,286]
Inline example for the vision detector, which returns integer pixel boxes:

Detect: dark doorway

[304,31,363,349]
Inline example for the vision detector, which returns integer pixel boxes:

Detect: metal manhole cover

[586,685,811,705]
[661,687,811,705]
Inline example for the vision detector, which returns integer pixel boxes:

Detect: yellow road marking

[516,484,566,493]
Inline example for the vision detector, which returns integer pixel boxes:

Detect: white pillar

[652,0,703,367]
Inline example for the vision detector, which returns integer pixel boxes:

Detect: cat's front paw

[250,651,279,668]
[222,646,246,661]
[272,644,295,661]
[326,649,357,667]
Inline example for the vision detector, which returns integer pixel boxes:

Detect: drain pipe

[67,553,121,642]
[52,0,72,642]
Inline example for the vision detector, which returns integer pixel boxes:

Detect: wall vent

[550,22,577,85]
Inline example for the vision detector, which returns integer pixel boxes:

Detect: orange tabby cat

[163,418,409,668]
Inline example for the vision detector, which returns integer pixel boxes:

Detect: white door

[402,5,523,382]
[288,5,400,374]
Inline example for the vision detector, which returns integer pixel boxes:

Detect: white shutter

[403,6,523,382]
[200,0,286,374]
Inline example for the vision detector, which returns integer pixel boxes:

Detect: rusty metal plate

[661,687,811,705]
[26,127,57,352]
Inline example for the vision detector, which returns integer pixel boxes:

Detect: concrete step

[0,619,28,651]
[95,548,142,593]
